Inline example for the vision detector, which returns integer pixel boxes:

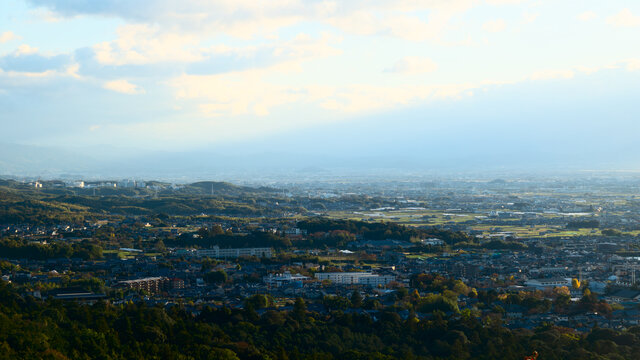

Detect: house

[48,288,106,305]
[263,271,309,288]
[118,277,179,294]
[422,238,445,246]
[505,305,526,319]
[607,289,640,303]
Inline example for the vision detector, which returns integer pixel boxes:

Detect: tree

[323,295,350,310]
[553,286,570,297]
[396,287,409,300]
[601,229,623,237]
[452,280,469,295]
[554,293,571,309]
[580,288,597,304]
[572,278,581,290]
[351,290,363,308]
[245,294,271,309]
[155,239,166,252]
[211,225,225,236]
[203,270,227,285]
[293,297,306,320]
[208,348,240,360]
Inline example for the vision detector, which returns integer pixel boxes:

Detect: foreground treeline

[0,282,639,359]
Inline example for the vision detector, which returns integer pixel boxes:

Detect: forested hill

[0,183,288,225]
[0,280,638,359]
[297,218,475,245]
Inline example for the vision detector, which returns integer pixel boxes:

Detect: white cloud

[538,60,640,78]
[170,61,474,120]
[171,64,312,117]
[29,8,66,22]
[27,0,480,42]
[326,7,471,43]
[483,19,506,33]
[577,11,597,22]
[607,9,640,28]
[529,69,574,81]
[0,62,84,82]
[65,63,81,79]
[0,31,21,44]
[124,77,481,145]
[93,24,203,66]
[0,47,80,79]
[169,55,640,126]
[15,44,39,55]
[201,32,342,69]
[575,66,601,75]
[318,83,477,114]
[7,0,640,151]
[384,57,438,74]
[93,24,342,69]
[485,0,524,5]
[521,12,539,25]
[0,69,58,78]
[103,79,145,94]
[627,59,640,71]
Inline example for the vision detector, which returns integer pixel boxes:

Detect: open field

[103,249,160,259]
[327,207,640,239]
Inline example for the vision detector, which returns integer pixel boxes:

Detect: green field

[327,207,634,239]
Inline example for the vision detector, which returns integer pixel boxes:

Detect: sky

[1,1,640,176]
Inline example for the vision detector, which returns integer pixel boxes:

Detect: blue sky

[1,0,640,169]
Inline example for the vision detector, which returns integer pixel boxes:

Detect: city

[2,176,640,358]
[3,0,640,358]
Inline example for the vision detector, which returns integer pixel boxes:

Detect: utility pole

[579,268,582,284]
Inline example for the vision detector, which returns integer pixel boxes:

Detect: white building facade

[196,246,272,259]
[524,277,571,290]
[315,272,395,286]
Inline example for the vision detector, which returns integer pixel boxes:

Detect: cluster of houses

[3,229,640,331]
[5,176,640,332]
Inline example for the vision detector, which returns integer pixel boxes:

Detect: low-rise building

[524,277,571,289]
[263,271,309,288]
[196,246,272,259]
[315,272,395,286]
[607,289,640,303]
[118,277,174,294]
